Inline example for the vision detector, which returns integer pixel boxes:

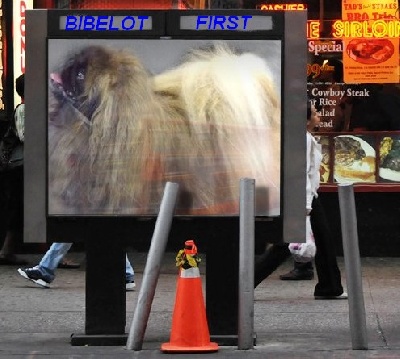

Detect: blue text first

[196,15,253,30]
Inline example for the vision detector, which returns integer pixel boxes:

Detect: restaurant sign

[341,0,399,83]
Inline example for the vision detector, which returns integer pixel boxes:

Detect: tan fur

[49,44,280,215]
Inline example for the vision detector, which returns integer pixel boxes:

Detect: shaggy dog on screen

[48,43,280,215]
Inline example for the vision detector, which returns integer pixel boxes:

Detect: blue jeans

[37,242,134,283]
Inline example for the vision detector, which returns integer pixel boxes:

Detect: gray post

[238,178,255,350]
[338,183,368,350]
[126,182,179,351]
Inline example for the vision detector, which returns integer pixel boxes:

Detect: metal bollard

[126,182,179,351]
[238,178,255,350]
[338,183,368,350]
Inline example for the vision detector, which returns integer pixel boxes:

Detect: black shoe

[17,267,51,288]
[279,268,314,281]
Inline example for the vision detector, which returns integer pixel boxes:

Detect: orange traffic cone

[161,240,218,353]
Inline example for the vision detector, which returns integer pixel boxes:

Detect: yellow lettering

[332,20,400,38]
[307,20,320,39]
[259,3,306,11]
[332,20,344,38]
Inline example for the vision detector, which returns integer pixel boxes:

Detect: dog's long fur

[49,43,280,215]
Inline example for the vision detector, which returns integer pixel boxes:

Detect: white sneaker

[17,267,51,288]
[126,280,136,291]
[315,291,348,300]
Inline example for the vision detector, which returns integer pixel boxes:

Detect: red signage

[257,3,306,11]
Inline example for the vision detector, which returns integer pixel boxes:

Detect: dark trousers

[311,196,343,296]
[255,196,343,296]
[0,167,23,248]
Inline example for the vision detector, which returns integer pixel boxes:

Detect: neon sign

[332,20,400,38]
[13,0,33,106]
[307,20,320,39]
[0,0,3,110]
[307,62,334,79]
[305,19,400,39]
[308,40,343,55]
[257,3,306,11]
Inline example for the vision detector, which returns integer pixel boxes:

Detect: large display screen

[47,39,282,216]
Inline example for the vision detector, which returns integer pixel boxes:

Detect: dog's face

[49,46,117,127]
[48,47,117,214]
[48,45,168,215]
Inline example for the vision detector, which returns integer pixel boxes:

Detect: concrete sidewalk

[1,252,400,358]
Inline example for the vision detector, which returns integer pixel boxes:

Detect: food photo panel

[379,135,400,183]
[334,134,376,183]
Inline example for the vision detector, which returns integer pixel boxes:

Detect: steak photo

[346,39,394,65]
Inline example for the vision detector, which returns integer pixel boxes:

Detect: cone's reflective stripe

[180,267,200,278]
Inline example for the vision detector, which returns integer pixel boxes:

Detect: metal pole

[238,178,255,350]
[126,182,179,351]
[338,183,368,350]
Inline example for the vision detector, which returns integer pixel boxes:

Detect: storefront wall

[306,0,400,256]
[246,0,400,256]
